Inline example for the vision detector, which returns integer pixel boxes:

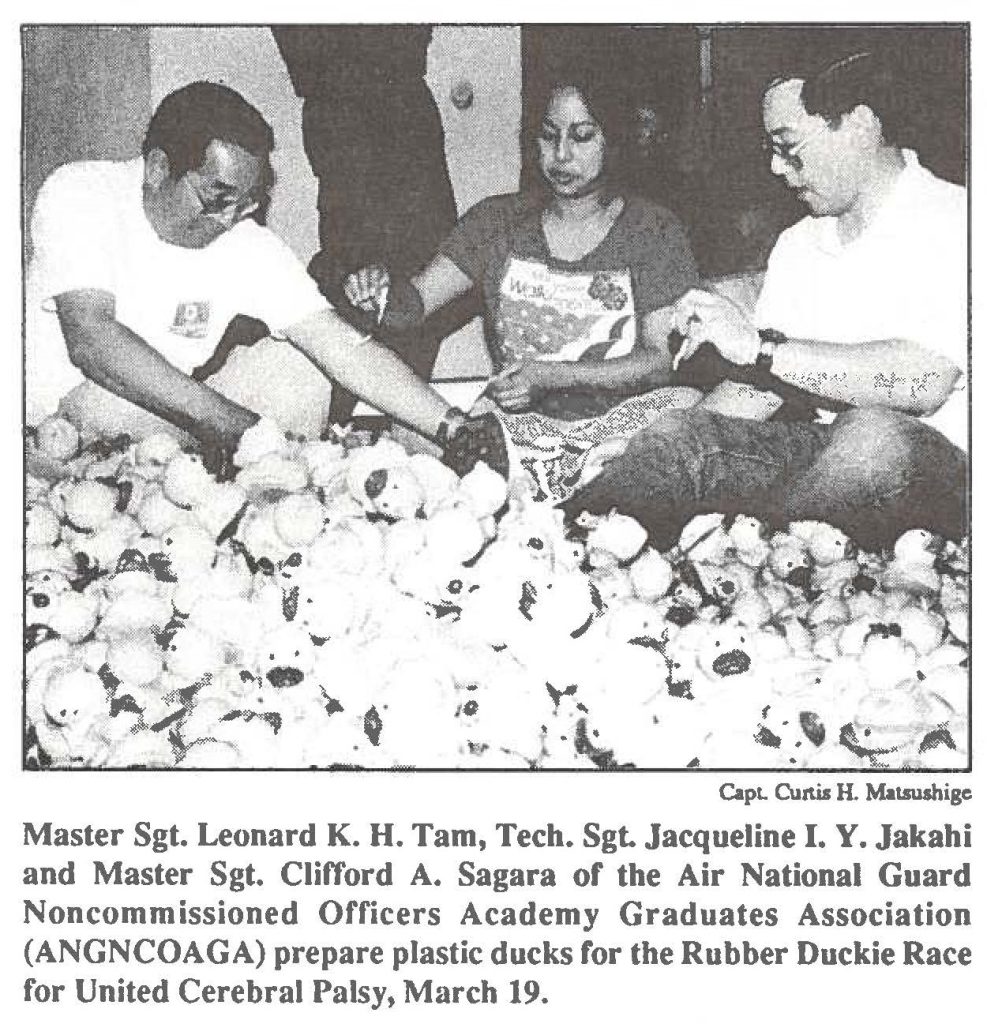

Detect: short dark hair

[143,81,275,179]
[799,52,902,145]
[531,70,635,187]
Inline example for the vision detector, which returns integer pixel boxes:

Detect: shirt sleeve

[231,224,331,334]
[439,194,519,285]
[626,200,699,315]
[912,196,967,377]
[753,224,801,329]
[30,164,119,305]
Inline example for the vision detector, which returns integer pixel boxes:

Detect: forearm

[288,308,448,438]
[770,337,960,414]
[410,255,474,319]
[66,319,259,441]
[542,348,674,393]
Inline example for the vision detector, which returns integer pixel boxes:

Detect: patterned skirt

[471,386,702,505]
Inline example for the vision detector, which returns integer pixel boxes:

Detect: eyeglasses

[761,122,829,171]
[184,172,262,221]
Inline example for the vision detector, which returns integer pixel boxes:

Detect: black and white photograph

[22,22,970,772]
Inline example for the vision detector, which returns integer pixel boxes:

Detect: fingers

[671,299,707,337]
[673,287,711,319]
[343,265,390,311]
[672,333,701,372]
[489,373,531,408]
[676,287,723,311]
[673,288,735,332]
[490,383,531,408]
[494,393,532,412]
[486,361,524,399]
[670,310,699,343]
[488,360,523,384]
[342,274,362,308]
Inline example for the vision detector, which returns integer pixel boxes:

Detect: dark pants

[565,407,968,551]
[301,81,460,424]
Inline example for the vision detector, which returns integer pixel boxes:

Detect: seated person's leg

[563,410,827,549]
[783,407,968,549]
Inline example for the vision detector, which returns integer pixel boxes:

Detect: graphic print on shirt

[493,257,637,367]
[170,301,211,340]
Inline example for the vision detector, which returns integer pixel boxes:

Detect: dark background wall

[22,24,967,282]
[522,24,967,275]
[22,26,152,236]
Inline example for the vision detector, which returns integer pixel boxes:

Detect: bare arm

[487,308,679,411]
[55,289,259,445]
[770,337,960,415]
[533,347,671,392]
[285,306,449,438]
[550,307,677,389]
[410,254,475,318]
[674,288,961,416]
[345,254,473,322]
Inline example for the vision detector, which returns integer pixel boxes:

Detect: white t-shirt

[755,151,967,449]
[26,158,330,421]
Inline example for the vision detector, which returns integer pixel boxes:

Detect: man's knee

[828,406,923,472]
[831,405,917,442]
[626,408,717,457]
[819,405,966,542]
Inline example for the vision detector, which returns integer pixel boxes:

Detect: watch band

[756,328,787,373]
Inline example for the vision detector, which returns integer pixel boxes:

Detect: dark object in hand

[667,329,823,423]
[442,412,510,479]
[668,328,758,389]
[199,437,236,481]
[192,315,269,381]
[378,276,426,336]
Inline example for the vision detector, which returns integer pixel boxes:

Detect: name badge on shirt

[170,301,211,339]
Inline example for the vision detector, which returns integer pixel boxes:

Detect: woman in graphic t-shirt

[346,73,701,500]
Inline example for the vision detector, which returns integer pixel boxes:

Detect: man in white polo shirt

[26,81,479,465]
[568,52,967,550]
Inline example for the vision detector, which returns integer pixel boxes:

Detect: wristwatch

[435,406,468,447]
[756,328,788,373]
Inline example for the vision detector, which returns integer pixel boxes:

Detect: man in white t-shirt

[568,52,967,550]
[26,81,484,465]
